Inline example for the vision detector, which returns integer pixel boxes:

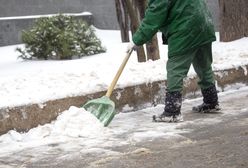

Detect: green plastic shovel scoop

[83,49,133,126]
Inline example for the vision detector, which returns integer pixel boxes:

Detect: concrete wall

[0,18,35,46]
[0,14,93,46]
[0,0,118,29]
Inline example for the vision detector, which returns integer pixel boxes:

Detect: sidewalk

[1,86,248,168]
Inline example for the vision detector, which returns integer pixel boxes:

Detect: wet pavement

[0,87,248,168]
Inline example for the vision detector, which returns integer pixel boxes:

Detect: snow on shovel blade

[83,96,116,127]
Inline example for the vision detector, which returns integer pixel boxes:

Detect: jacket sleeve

[132,0,170,46]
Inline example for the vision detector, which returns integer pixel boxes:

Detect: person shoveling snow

[127,0,221,122]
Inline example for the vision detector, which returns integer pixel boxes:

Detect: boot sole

[152,115,183,123]
[192,106,221,113]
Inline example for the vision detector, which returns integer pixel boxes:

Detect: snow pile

[0,12,92,21]
[0,107,109,155]
[0,105,187,156]
[213,37,248,70]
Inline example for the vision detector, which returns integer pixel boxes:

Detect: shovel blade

[83,96,116,127]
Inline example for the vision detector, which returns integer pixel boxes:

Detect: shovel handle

[105,49,133,97]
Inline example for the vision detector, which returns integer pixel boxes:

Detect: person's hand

[126,41,138,53]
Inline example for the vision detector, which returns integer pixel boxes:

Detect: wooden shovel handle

[105,49,133,97]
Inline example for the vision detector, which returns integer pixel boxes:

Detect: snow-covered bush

[17,14,106,60]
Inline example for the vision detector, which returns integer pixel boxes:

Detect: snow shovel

[83,49,133,126]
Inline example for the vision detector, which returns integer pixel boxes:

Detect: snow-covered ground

[0,28,248,166]
[0,86,248,165]
[0,29,248,109]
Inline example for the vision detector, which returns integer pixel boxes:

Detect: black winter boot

[153,91,183,122]
[192,85,220,113]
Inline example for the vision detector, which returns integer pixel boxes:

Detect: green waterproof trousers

[166,43,215,92]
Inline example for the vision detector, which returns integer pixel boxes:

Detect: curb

[0,65,248,135]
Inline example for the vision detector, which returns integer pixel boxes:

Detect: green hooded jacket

[132,0,216,56]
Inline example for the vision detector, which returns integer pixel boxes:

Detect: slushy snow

[1,86,248,159]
